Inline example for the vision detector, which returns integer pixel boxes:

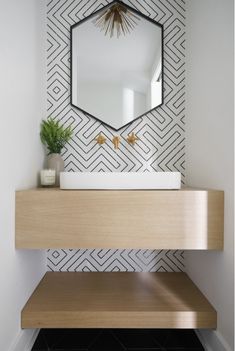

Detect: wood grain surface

[16,188,224,249]
[21,272,217,329]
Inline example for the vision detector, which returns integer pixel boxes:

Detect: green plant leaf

[40,117,73,154]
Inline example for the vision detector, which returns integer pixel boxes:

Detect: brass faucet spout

[112,136,120,149]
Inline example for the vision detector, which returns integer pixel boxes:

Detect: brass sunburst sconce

[93,1,140,38]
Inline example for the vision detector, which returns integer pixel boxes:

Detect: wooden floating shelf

[22,272,217,329]
[15,188,224,250]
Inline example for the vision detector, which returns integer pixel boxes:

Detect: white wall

[0,0,46,350]
[185,0,234,350]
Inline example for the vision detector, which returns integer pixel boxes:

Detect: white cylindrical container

[40,169,56,186]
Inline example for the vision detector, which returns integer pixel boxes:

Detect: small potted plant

[40,117,73,186]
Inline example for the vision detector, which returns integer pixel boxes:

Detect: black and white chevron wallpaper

[46,0,185,272]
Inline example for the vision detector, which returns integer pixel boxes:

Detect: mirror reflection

[71,1,163,130]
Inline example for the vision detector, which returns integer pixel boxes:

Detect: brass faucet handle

[112,136,120,149]
[127,132,139,145]
[95,134,106,145]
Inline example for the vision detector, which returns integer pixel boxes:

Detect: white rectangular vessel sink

[60,172,181,190]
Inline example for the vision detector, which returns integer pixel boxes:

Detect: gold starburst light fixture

[93,2,140,38]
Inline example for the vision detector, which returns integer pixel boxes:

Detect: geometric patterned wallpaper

[46,0,185,272]
[48,249,185,272]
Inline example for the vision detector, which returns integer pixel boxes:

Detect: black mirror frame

[70,0,164,131]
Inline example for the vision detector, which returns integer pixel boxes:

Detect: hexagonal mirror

[71,0,163,131]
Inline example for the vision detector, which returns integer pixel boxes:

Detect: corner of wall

[196,330,233,351]
[185,0,234,350]
[0,0,47,350]
[8,329,40,351]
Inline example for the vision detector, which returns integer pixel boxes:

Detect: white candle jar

[40,169,56,186]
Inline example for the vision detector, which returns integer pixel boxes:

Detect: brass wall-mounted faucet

[95,133,138,149]
[112,136,120,149]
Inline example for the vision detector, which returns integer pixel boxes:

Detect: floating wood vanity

[16,187,224,329]
[16,188,223,250]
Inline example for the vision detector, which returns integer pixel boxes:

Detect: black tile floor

[32,329,204,351]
